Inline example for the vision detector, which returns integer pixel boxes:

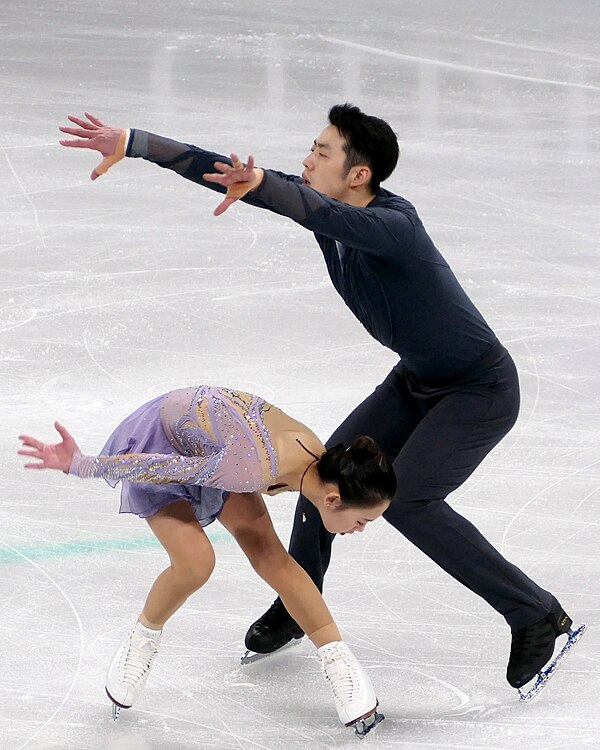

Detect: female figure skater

[18,385,396,735]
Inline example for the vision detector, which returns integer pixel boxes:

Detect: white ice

[1,0,599,748]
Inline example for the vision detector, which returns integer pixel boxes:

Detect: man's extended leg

[383,353,579,689]
[384,353,554,630]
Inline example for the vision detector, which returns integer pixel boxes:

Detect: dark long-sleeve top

[126,130,498,381]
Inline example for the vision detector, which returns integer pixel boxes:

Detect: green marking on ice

[0,526,232,566]
[0,537,160,565]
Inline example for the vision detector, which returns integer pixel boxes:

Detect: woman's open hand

[18,422,80,472]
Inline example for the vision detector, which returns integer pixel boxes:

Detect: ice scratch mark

[83,326,142,396]
[500,457,600,553]
[1,147,49,253]
[0,540,84,750]
[0,309,38,334]
[319,35,600,92]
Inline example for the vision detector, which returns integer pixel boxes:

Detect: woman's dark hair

[316,436,396,508]
[328,103,399,193]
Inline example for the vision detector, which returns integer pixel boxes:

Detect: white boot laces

[122,635,159,688]
[321,644,359,705]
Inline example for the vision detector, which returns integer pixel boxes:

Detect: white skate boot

[318,641,384,737]
[105,620,162,719]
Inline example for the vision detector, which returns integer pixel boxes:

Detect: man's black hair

[328,103,399,193]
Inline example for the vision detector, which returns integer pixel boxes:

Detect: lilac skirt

[100,393,228,526]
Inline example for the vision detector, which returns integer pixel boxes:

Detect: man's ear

[350,165,371,188]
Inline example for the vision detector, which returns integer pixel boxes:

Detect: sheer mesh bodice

[69,386,279,493]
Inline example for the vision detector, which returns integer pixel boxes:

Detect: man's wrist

[251,168,265,192]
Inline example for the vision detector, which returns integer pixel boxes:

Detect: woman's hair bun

[345,435,379,464]
[316,436,396,507]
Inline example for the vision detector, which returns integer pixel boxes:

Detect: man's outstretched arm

[59,112,265,213]
[60,113,412,254]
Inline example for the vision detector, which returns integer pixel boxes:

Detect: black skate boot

[506,597,573,688]
[245,599,304,654]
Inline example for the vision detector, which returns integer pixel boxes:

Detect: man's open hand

[203,153,264,216]
[59,112,126,180]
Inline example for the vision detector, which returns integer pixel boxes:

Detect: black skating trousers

[288,341,553,631]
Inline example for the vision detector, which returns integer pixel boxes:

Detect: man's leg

[385,354,554,630]
[287,366,422,587]
[385,355,580,688]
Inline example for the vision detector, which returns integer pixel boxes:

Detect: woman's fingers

[18,434,43,450]
[17,448,42,458]
[54,422,71,441]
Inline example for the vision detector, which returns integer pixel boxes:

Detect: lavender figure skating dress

[69,386,279,526]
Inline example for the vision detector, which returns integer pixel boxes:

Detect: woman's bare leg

[219,492,341,647]
[139,500,216,628]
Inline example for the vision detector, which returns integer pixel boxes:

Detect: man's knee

[383,492,439,528]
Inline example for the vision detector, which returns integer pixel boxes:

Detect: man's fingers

[213,197,236,217]
[59,138,94,149]
[213,160,232,175]
[230,153,255,172]
[23,463,45,470]
[84,112,105,127]
[59,126,94,139]
[210,157,254,178]
[202,172,224,184]
[92,152,121,179]
[67,114,97,130]
[230,152,242,169]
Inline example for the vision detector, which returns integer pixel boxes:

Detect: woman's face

[320,497,390,535]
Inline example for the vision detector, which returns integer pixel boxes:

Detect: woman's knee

[171,544,216,593]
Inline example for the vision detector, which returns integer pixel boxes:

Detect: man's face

[302,124,354,200]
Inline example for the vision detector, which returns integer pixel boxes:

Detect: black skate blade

[241,637,303,665]
[518,622,587,702]
[352,710,385,738]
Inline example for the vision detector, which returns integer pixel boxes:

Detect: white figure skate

[318,641,384,738]
[105,620,162,719]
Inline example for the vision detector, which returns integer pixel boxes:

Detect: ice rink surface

[1,0,599,747]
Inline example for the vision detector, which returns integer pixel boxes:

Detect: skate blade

[106,687,130,721]
[241,637,303,665]
[352,710,385,738]
[518,623,587,702]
